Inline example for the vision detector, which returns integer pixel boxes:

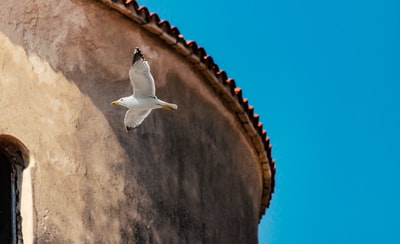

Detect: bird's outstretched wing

[129,48,156,97]
[124,109,152,131]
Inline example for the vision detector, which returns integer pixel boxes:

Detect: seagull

[112,48,177,131]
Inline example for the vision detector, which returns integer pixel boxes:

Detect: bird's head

[111,97,130,108]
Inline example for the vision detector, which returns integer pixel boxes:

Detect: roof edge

[98,0,275,219]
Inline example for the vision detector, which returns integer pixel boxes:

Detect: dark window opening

[0,152,12,243]
[0,150,25,244]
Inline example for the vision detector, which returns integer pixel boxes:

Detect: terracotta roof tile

[261,130,267,141]
[100,0,275,219]
[242,98,249,107]
[186,40,198,53]
[148,12,160,24]
[124,0,138,9]
[196,47,207,62]
[136,6,150,22]
[145,14,163,35]
[158,20,171,32]
[216,70,227,83]
[204,55,218,71]
[170,26,181,37]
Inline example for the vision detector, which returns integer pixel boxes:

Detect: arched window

[0,135,29,244]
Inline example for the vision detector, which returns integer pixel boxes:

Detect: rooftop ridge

[99,0,275,219]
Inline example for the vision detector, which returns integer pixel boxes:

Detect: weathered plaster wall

[0,0,262,243]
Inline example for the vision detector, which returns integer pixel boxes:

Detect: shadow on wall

[73,66,259,242]
[46,45,259,243]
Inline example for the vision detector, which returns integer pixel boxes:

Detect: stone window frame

[0,134,30,244]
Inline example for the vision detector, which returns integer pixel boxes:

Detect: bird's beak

[111,101,119,105]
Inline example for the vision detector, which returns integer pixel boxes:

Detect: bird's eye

[121,99,124,101]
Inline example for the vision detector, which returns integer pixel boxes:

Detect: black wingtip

[132,47,145,65]
[126,125,139,131]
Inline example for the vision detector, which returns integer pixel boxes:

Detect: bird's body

[112,48,177,131]
[116,96,176,110]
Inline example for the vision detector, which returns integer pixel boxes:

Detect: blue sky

[139,1,400,243]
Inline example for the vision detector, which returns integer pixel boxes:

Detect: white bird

[112,48,177,131]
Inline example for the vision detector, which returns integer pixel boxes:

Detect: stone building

[0,0,275,243]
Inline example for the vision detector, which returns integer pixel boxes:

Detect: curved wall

[0,0,264,243]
